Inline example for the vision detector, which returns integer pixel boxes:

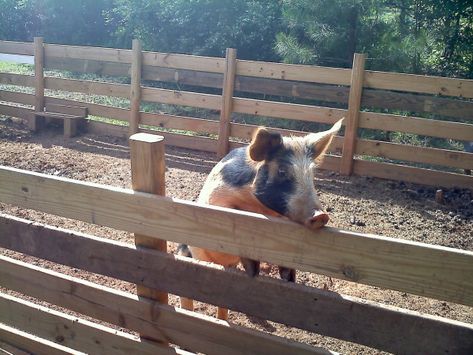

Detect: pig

[179,118,343,320]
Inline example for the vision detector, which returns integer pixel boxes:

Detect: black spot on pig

[221,148,256,187]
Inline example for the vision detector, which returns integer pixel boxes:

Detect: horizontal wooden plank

[357,139,473,170]
[44,43,133,64]
[237,60,351,85]
[0,72,35,87]
[87,121,218,152]
[0,323,82,355]
[141,87,221,110]
[0,293,184,355]
[364,70,473,99]
[233,97,347,123]
[2,216,473,355]
[143,66,222,88]
[141,112,219,134]
[142,51,225,73]
[0,104,35,120]
[0,90,35,105]
[354,159,473,189]
[45,57,130,77]
[0,255,324,355]
[45,97,129,121]
[1,167,472,308]
[359,111,473,141]
[362,89,473,121]
[45,77,130,98]
[0,40,34,56]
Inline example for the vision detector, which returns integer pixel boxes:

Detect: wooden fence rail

[1,165,472,307]
[0,38,472,188]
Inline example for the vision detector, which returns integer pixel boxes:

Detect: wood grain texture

[0,73,35,87]
[1,216,472,355]
[341,54,365,175]
[0,293,185,355]
[129,39,142,135]
[32,37,45,131]
[0,40,34,55]
[354,159,473,189]
[0,104,35,121]
[45,77,130,98]
[364,70,473,99]
[357,139,473,170]
[217,48,237,158]
[142,51,225,73]
[141,86,221,110]
[359,111,473,141]
[0,255,325,355]
[0,90,35,105]
[0,323,82,355]
[1,167,473,307]
[233,97,347,123]
[130,133,168,307]
[237,60,351,85]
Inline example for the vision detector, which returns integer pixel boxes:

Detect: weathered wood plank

[142,51,225,74]
[0,255,325,355]
[44,43,133,64]
[45,57,131,77]
[45,77,130,98]
[364,70,473,99]
[0,73,35,87]
[0,104,35,121]
[0,40,34,56]
[1,216,472,354]
[233,97,347,123]
[141,86,221,110]
[0,293,186,355]
[129,39,142,135]
[362,89,473,121]
[1,167,472,307]
[357,139,473,170]
[0,90,35,105]
[354,159,473,189]
[0,323,82,355]
[217,48,237,158]
[237,60,351,85]
[359,111,473,141]
[87,121,218,152]
[341,54,365,175]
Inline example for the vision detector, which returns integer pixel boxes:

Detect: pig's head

[249,118,343,230]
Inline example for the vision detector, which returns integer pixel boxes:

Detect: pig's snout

[305,211,330,229]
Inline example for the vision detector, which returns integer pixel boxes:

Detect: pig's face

[249,119,343,229]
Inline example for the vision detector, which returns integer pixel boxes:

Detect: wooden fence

[0,39,472,189]
[1,128,473,353]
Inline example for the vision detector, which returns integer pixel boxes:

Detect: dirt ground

[1,117,472,354]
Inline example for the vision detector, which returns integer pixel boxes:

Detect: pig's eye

[278,167,288,178]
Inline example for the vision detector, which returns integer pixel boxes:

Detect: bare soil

[1,118,472,354]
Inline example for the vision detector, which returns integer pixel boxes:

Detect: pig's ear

[306,118,344,160]
[249,127,283,161]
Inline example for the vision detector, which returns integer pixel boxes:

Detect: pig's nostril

[306,212,330,229]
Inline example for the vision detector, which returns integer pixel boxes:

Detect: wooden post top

[129,133,164,144]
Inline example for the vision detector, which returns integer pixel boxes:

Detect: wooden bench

[31,104,88,138]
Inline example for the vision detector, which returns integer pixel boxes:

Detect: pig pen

[1,120,472,354]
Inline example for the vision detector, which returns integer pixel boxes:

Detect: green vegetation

[0,0,472,78]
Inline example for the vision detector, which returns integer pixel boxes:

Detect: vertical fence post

[217,48,237,159]
[30,37,44,131]
[340,53,366,175]
[129,39,142,136]
[129,133,168,343]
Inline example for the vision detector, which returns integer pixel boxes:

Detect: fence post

[340,53,366,175]
[129,39,142,136]
[30,37,44,131]
[217,48,237,159]
[129,133,168,343]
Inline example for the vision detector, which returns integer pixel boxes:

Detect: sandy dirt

[1,117,472,354]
